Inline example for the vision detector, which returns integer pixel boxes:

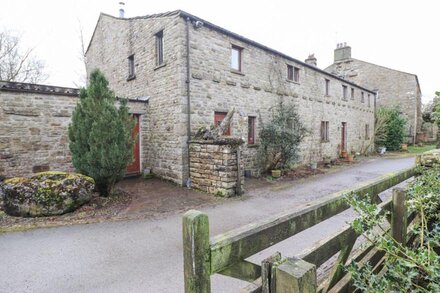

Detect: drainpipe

[413,97,418,145]
[185,17,192,188]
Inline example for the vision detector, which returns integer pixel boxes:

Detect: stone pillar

[189,138,244,197]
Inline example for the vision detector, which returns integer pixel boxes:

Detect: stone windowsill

[325,94,331,98]
[154,63,167,71]
[230,69,245,76]
[286,79,300,85]
[247,144,259,148]
[321,140,329,144]
[127,75,136,81]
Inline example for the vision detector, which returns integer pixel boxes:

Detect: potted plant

[271,169,281,178]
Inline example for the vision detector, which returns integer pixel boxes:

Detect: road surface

[0,157,415,292]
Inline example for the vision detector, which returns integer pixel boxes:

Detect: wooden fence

[183,167,417,292]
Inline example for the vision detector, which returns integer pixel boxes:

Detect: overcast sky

[1,0,438,103]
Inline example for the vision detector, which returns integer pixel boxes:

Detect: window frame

[325,79,330,96]
[214,111,231,136]
[351,88,355,100]
[367,94,371,107]
[293,67,300,82]
[155,30,164,66]
[287,64,294,81]
[342,85,348,100]
[231,45,243,72]
[365,124,370,140]
[248,116,256,145]
[127,54,135,80]
[361,92,365,103]
[320,121,329,142]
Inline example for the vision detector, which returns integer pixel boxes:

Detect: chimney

[305,54,317,67]
[119,2,125,18]
[334,42,351,62]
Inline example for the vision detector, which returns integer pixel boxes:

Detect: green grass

[407,144,436,154]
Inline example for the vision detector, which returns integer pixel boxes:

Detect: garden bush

[69,69,136,196]
[258,99,307,171]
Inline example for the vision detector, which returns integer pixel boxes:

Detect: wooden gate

[182,167,417,292]
[126,114,140,174]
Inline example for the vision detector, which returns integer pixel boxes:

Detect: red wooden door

[126,114,140,174]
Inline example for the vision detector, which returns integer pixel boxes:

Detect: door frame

[341,122,347,152]
[126,114,142,175]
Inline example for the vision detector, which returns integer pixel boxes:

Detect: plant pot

[310,162,318,170]
[400,144,408,151]
[347,155,354,162]
[341,150,348,159]
[271,170,281,178]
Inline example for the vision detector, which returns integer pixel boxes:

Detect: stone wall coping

[190,138,244,146]
[0,80,80,97]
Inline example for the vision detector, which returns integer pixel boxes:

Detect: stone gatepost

[189,138,244,197]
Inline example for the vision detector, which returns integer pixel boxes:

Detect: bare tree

[72,19,87,88]
[0,29,48,83]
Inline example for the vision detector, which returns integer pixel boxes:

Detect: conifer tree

[68,69,135,196]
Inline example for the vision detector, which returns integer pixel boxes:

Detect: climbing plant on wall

[258,99,307,171]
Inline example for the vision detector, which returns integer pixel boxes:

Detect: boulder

[0,171,94,217]
[416,149,440,167]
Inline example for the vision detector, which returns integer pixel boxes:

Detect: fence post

[391,188,407,245]
[274,257,316,293]
[183,210,211,293]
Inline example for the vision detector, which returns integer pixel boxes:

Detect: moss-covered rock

[0,172,95,217]
[416,149,440,167]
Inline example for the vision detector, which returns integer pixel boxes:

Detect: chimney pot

[119,2,125,18]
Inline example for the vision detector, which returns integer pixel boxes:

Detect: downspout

[185,17,192,188]
[413,96,418,145]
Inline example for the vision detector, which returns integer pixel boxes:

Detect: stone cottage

[325,43,422,144]
[85,10,376,186]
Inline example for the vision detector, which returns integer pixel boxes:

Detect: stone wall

[0,85,147,178]
[325,48,422,144]
[189,140,244,197]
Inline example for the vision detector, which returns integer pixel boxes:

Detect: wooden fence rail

[183,167,416,293]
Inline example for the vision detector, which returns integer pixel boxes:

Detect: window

[293,67,300,82]
[351,88,355,100]
[361,92,365,103]
[128,54,135,79]
[320,121,329,142]
[287,65,293,81]
[368,94,371,107]
[155,30,164,66]
[325,79,330,96]
[365,124,370,140]
[248,116,256,144]
[214,111,231,135]
[231,45,242,72]
[342,85,348,99]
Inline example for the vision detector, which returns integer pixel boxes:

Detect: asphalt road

[0,157,415,293]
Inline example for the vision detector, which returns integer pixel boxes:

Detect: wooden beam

[210,167,415,274]
[217,260,261,282]
[391,188,407,245]
[274,257,317,293]
[183,210,211,293]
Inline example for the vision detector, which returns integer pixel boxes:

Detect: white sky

[1,0,438,103]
